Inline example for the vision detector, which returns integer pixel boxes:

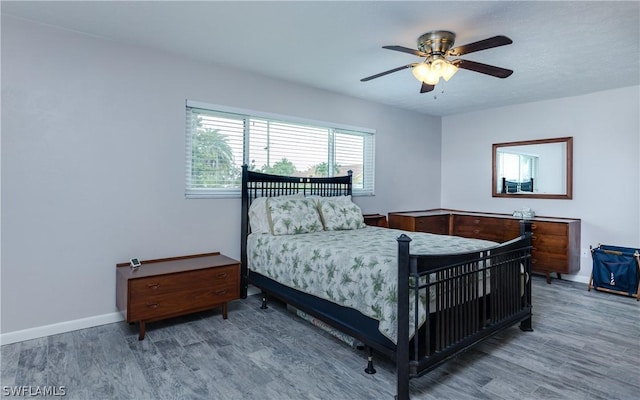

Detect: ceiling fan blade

[452,59,513,78]
[448,35,512,57]
[382,45,428,58]
[360,64,417,82]
[420,82,435,93]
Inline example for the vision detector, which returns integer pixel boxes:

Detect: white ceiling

[2,1,639,116]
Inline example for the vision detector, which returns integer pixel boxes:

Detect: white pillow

[306,194,352,208]
[248,194,302,234]
[267,197,324,235]
[318,196,366,231]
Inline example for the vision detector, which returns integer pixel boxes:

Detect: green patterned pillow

[249,194,303,234]
[318,197,366,231]
[267,197,324,235]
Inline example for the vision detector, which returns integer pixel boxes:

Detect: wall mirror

[492,137,573,199]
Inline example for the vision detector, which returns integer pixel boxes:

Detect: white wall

[3,15,638,342]
[441,86,640,282]
[1,16,441,338]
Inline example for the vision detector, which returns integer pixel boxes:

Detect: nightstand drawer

[130,266,238,297]
[129,283,238,320]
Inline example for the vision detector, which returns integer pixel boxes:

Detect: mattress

[247,226,498,343]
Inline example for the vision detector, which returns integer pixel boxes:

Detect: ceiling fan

[361,30,514,93]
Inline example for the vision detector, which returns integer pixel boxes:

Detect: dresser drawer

[529,221,568,236]
[452,215,520,242]
[130,265,238,297]
[414,215,449,234]
[530,234,569,254]
[531,251,569,273]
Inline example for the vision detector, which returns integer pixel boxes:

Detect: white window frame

[185,100,375,199]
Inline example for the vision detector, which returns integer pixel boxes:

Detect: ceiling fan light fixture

[413,55,456,85]
[441,62,458,81]
[423,68,440,85]
[411,63,431,82]
[412,62,440,85]
[431,57,447,73]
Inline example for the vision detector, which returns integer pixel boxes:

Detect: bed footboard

[396,234,532,400]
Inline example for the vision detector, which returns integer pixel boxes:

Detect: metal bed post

[240,165,250,298]
[396,234,412,400]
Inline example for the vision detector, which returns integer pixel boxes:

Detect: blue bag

[590,245,640,297]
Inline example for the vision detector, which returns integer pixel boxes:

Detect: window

[185,101,375,198]
[496,150,538,191]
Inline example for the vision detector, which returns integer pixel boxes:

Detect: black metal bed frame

[240,165,533,400]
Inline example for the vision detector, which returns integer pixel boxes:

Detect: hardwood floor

[2,276,638,399]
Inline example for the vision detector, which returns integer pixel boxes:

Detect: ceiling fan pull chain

[434,84,447,100]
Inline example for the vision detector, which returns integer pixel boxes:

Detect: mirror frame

[492,136,573,199]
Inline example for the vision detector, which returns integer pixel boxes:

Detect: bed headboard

[502,177,534,193]
[240,164,352,297]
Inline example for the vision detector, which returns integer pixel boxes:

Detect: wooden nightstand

[363,213,388,228]
[116,252,240,340]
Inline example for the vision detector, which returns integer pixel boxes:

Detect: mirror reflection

[492,137,573,199]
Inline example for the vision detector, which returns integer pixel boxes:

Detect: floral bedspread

[247,226,497,343]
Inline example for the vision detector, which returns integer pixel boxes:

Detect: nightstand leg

[222,303,228,319]
[138,321,146,341]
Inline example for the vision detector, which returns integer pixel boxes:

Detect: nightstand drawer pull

[216,272,228,279]
[146,303,159,309]
[215,289,228,296]
[147,283,160,289]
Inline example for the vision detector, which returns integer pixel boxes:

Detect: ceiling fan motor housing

[417,30,456,55]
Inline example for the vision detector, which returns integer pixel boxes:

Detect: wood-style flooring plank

[1,276,638,399]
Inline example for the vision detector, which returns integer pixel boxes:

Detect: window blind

[185,101,375,198]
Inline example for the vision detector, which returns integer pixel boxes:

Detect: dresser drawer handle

[147,283,160,289]
[531,259,538,264]
[473,229,480,234]
[531,235,537,241]
[530,224,537,230]
[146,303,159,309]
[215,289,228,296]
[216,272,228,279]
[473,219,480,224]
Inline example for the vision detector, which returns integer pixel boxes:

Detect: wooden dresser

[116,252,240,340]
[388,209,581,283]
[363,213,388,228]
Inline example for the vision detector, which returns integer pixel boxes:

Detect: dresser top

[116,252,239,280]
[388,208,580,223]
